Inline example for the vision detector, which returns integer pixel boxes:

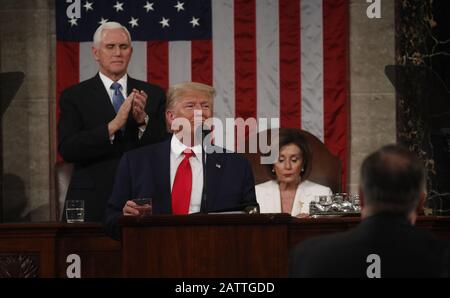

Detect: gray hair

[92,22,132,48]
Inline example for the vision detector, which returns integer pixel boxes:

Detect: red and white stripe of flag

[56,0,348,189]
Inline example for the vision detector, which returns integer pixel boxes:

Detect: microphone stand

[200,125,208,213]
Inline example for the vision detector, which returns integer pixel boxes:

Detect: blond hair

[166,82,215,110]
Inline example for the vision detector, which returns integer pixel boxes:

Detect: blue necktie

[110,82,125,114]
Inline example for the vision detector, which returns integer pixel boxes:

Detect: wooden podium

[1,216,449,277]
[120,214,291,277]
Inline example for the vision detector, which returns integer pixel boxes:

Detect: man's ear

[415,192,426,216]
[408,211,418,226]
[359,186,369,219]
[408,192,426,225]
[358,186,365,208]
[92,46,99,62]
[165,110,174,131]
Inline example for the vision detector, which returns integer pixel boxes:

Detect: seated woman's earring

[300,167,305,174]
[272,167,275,173]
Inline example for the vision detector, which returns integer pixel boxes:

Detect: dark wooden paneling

[123,224,288,277]
[0,223,120,278]
[121,214,291,277]
[0,253,39,277]
[0,216,449,277]
[288,217,360,248]
[56,224,121,277]
[0,224,58,277]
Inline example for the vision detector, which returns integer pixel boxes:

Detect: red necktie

[172,149,195,214]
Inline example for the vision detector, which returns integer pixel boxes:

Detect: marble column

[0,0,53,222]
[348,0,397,194]
[396,0,450,215]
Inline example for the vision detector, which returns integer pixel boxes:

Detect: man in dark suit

[290,145,450,278]
[58,22,167,222]
[104,82,257,239]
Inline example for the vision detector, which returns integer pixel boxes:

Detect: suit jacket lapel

[291,183,305,216]
[268,181,282,213]
[127,75,136,95]
[154,140,172,213]
[91,73,138,123]
[204,150,224,211]
[91,73,116,121]
[122,75,139,141]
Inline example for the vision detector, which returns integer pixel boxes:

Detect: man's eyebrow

[104,42,129,45]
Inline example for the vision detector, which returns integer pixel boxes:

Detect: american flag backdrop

[56,0,348,189]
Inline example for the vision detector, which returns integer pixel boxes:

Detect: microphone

[207,202,261,214]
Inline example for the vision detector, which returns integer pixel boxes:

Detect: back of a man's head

[360,144,426,216]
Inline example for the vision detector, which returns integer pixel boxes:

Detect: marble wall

[0,0,399,221]
[396,0,450,214]
[348,0,396,194]
[0,0,55,221]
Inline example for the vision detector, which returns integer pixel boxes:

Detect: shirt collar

[171,134,202,160]
[99,72,128,94]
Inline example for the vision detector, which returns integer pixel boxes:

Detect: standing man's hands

[107,89,148,137]
[108,93,133,136]
[131,89,148,125]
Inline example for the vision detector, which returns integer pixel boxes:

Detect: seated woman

[255,129,332,217]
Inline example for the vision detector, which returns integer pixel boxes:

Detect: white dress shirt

[170,135,204,213]
[255,180,332,216]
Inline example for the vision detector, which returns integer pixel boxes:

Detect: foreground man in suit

[104,82,257,239]
[290,144,450,278]
[58,22,167,221]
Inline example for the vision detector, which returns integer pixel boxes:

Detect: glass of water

[66,200,85,223]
